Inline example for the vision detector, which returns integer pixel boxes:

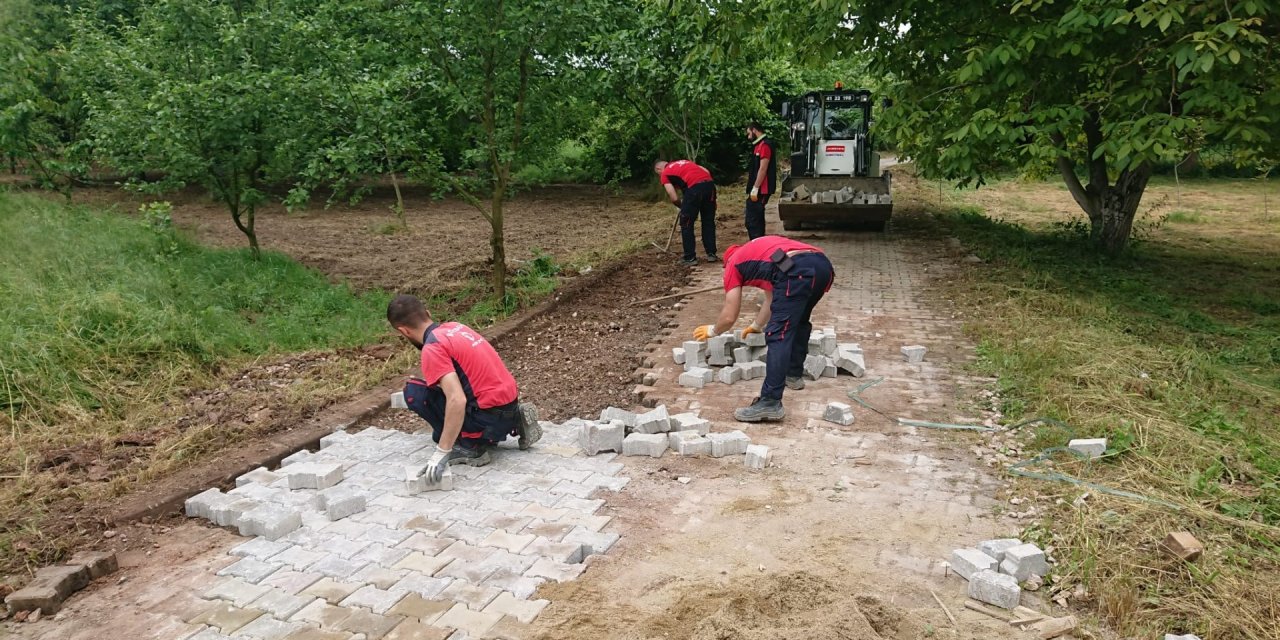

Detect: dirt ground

[65,184,676,294]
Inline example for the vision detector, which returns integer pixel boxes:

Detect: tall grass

[0,193,390,430]
[918,177,1280,639]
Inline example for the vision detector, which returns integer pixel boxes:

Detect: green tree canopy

[835,0,1279,252]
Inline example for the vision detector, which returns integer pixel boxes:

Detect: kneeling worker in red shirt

[387,294,541,482]
[692,235,835,422]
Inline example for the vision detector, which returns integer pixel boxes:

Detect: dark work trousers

[679,181,718,261]
[760,253,835,401]
[744,193,771,240]
[404,379,520,448]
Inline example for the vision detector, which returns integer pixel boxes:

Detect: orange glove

[693,324,716,341]
[742,324,762,337]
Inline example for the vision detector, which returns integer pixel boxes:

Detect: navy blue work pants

[760,253,835,401]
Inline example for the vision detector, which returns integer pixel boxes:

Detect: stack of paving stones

[674,327,865,389]
[577,404,769,470]
[178,422,630,639]
[948,538,1051,610]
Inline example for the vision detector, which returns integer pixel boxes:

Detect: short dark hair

[387,294,429,327]
[746,122,764,132]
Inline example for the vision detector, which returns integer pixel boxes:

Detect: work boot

[734,397,785,423]
[517,402,543,450]
[446,442,492,467]
[679,257,698,266]
[704,253,720,263]
[785,376,805,390]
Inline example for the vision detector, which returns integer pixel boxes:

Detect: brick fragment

[901,345,927,363]
[967,569,1020,609]
[578,420,625,456]
[1067,438,1107,458]
[1162,531,1204,561]
[622,433,667,458]
[66,551,118,579]
[678,367,713,389]
[822,402,855,426]
[802,354,826,380]
[744,444,772,470]
[950,548,998,580]
[707,431,751,457]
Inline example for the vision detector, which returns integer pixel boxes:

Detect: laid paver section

[174,421,629,638]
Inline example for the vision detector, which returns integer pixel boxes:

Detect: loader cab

[784,87,877,178]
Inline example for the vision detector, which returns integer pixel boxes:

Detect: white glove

[750,187,760,202]
[421,446,450,482]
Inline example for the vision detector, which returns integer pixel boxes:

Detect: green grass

[926,182,1280,638]
[0,192,391,427]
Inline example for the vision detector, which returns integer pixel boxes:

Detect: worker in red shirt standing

[387,294,542,482]
[744,122,777,240]
[654,159,719,266]
[691,235,834,422]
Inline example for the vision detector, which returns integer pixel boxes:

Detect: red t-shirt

[751,140,774,194]
[723,236,825,292]
[659,160,713,190]
[419,322,518,408]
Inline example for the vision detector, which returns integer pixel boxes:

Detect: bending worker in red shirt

[387,294,542,482]
[692,235,835,422]
[654,159,719,266]
[744,122,777,240]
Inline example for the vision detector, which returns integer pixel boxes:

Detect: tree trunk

[389,169,406,228]
[490,193,506,302]
[244,204,260,260]
[1093,164,1152,254]
[228,196,261,261]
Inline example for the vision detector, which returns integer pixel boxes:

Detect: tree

[70,0,323,259]
[395,0,597,301]
[834,0,1279,253]
[588,0,774,162]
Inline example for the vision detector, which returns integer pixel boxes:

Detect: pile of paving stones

[674,327,865,388]
[949,538,1052,610]
[178,422,631,638]
[574,405,771,470]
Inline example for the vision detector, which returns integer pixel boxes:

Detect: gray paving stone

[289,598,353,628]
[351,543,413,568]
[578,420,625,456]
[236,467,282,488]
[524,558,586,582]
[598,406,637,426]
[334,607,404,639]
[204,577,272,608]
[482,569,545,600]
[562,527,619,557]
[238,504,302,541]
[977,538,1022,562]
[309,555,369,580]
[236,611,305,639]
[482,591,549,624]
[968,569,1020,609]
[436,602,502,637]
[951,548,998,580]
[669,412,710,434]
[522,538,585,564]
[340,585,408,614]
[286,463,344,490]
[708,431,751,457]
[217,557,283,584]
[440,580,502,610]
[390,573,454,600]
[633,405,672,434]
[822,402,855,426]
[258,569,322,596]
[186,488,231,519]
[249,586,317,619]
[231,538,292,561]
[744,444,772,469]
[351,564,410,590]
[269,545,325,571]
[622,433,667,457]
[211,498,261,528]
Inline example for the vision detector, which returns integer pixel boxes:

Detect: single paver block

[388,593,453,625]
[319,430,353,449]
[481,530,536,553]
[673,434,712,456]
[1067,438,1107,458]
[802,354,826,380]
[250,588,317,619]
[950,548,998,580]
[334,607,403,639]
[822,402,855,426]
[405,467,454,493]
[733,346,753,364]
[668,430,703,450]
[236,614,305,639]
[302,577,362,605]
[190,602,266,634]
[708,431,751,457]
[236,467,281,488]
[822,358,837,378]
[901,345,927,363]
[524,558,586,582]
[392,552,453,577]
[835,349,865,377]
[744,444,772,470]
[717,366,743,385]
[218,557,282,584]
[483,592,549,624]
[562,527,619,557]
[289,598,354,628]
[4,564,90,613]
[599,406,637,427]
[1000,543,1048,581]
[977,538,1023,562]
[390,391,408,409]
[622,433,667,458]
[435,603,502,636]
[819,331,838,356]
[238,504,303,541]
[1162,531,1204,561]
[967,569,1021,609]
[440,580,502,610]
[340,585,408,614]
[669,412,710,434]
[66,551,118,579]
[678,367,713,389]
[681,341,705,368]
[320,486,367,521]
[384,619,454,640]
[205,577,272,607]
[738,360,766,380]
[633,405,672,434]
[672,347,686,364]
[578,420,625,456]
[286,463,344,490]
[186,488,229,519]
